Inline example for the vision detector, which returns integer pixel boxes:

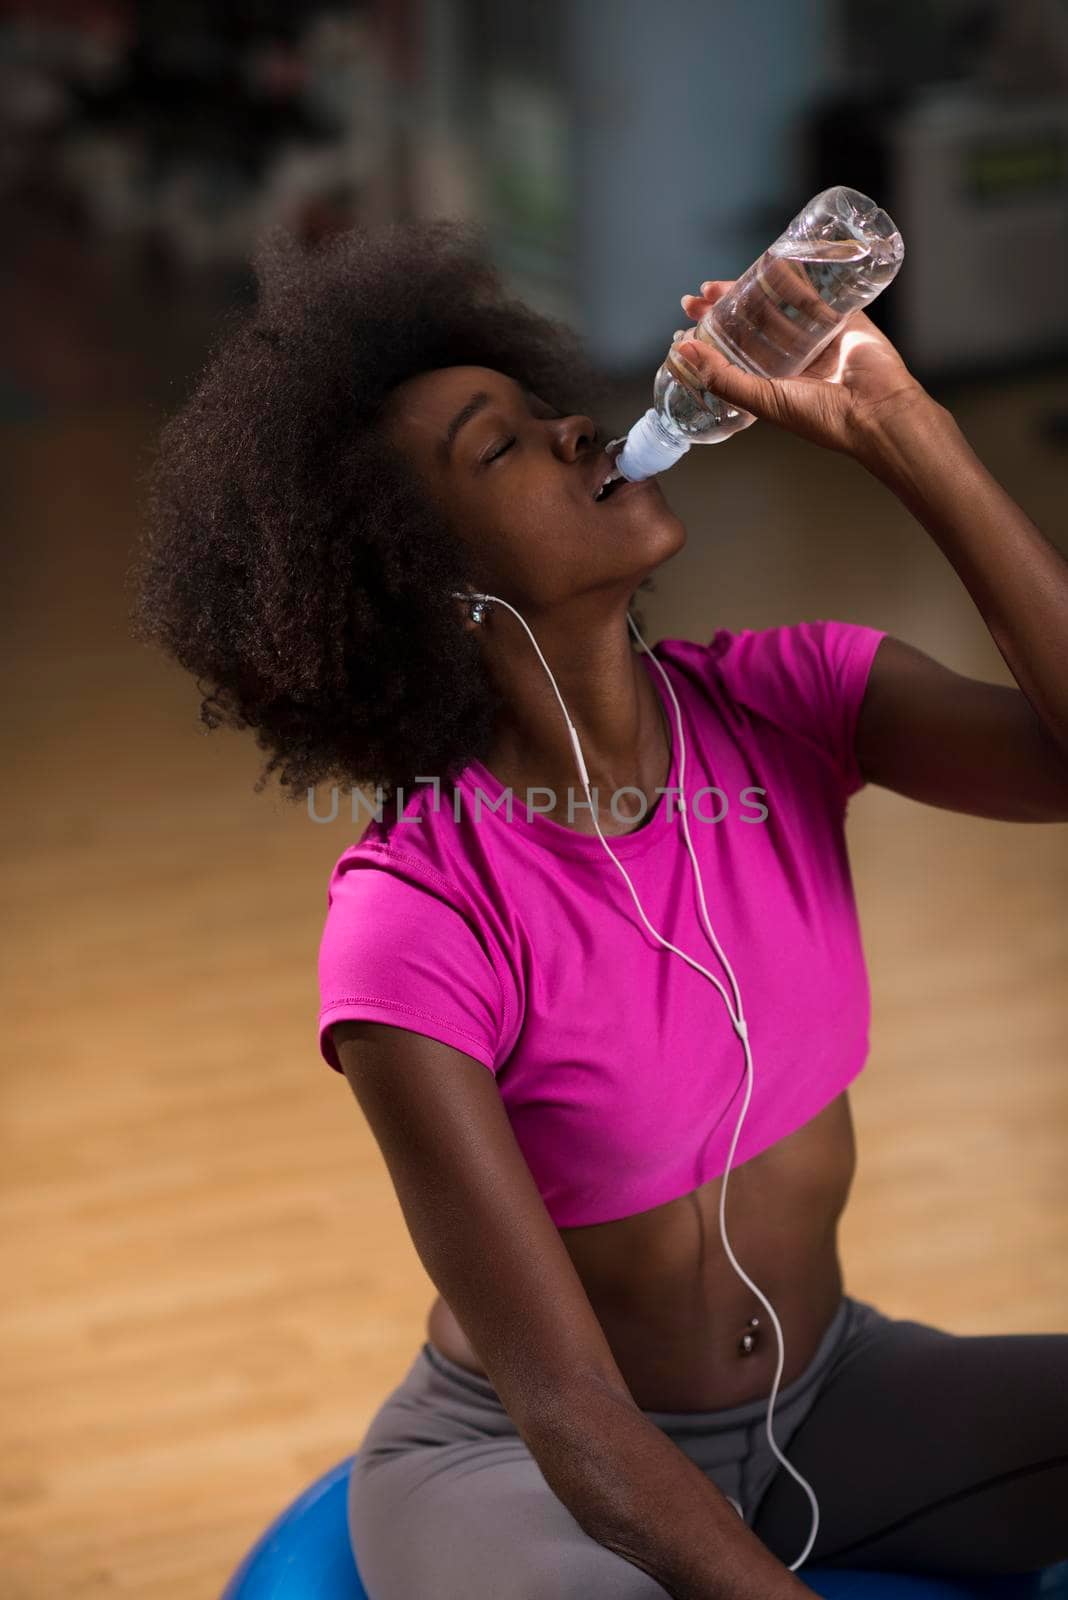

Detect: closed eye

[483,436,516,464]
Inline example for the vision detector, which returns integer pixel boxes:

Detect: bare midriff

[427,1089,856,1411]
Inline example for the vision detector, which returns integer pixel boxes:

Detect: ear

[451,590,484,633]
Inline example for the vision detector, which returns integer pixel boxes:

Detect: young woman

[132,220,1068,1600]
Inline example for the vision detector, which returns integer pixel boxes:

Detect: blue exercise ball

[219,1454,1068,1600]
[220,1454,368,1599]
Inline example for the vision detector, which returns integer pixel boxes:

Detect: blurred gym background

[3,2,1066,1594]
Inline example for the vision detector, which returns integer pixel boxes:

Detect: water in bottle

[612,186,904,482]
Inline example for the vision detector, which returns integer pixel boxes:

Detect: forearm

[853,396,1068,758]
[528,1382,814,1600]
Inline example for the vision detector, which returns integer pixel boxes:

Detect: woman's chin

[588,493,686,577]
[636,501,687,561]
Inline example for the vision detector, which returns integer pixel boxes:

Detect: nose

[561,413,600,457]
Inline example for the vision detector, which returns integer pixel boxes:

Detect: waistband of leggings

[422,1293,857,1432]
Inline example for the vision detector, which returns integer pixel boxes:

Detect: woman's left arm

[850,396,1068,823]
[673,283,1068,822]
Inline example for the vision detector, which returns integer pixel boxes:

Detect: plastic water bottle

[613,186,905,482]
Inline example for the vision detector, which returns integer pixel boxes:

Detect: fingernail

[676,341,702,363]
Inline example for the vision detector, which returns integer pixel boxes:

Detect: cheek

[476,486,598,590]
[473,514,563,595]
[515,505,581,561]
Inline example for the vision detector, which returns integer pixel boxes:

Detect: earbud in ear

[450,590,492,625]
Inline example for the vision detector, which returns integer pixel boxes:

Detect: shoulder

[318,835,517,1074]
[706,617,885,679]
[321,774,476,904]
[325,835,468,913]
[322,837,494,979]
[656,620,886,709]
[655,620,887,800]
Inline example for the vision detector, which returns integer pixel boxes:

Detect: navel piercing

[738,1316,761,1357]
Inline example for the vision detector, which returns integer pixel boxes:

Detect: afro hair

[127,216,651,806]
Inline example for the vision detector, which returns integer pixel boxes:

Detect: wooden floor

[2,221,1066,1596]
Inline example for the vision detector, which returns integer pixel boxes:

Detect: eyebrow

[439,391,493,464]
[438,385,552,465]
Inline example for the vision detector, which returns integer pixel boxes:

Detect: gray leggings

[347,1294,1068,1598]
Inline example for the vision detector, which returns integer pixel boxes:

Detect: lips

[594,474,650,507]
[588,446,627,502]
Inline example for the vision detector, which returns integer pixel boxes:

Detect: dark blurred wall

[2,0,1066,387]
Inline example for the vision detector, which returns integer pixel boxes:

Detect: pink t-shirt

[317,619,887,1228]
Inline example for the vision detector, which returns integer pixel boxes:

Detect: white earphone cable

[455,590,821,1568]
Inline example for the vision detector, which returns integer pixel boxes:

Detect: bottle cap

[616,407,691,482]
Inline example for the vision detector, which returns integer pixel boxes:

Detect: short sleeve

[709,619,887,801]
[317,853,506,1076]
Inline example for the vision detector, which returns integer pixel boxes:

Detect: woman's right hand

[670,276,927,458]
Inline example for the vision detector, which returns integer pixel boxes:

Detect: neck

[478,604,670,828]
